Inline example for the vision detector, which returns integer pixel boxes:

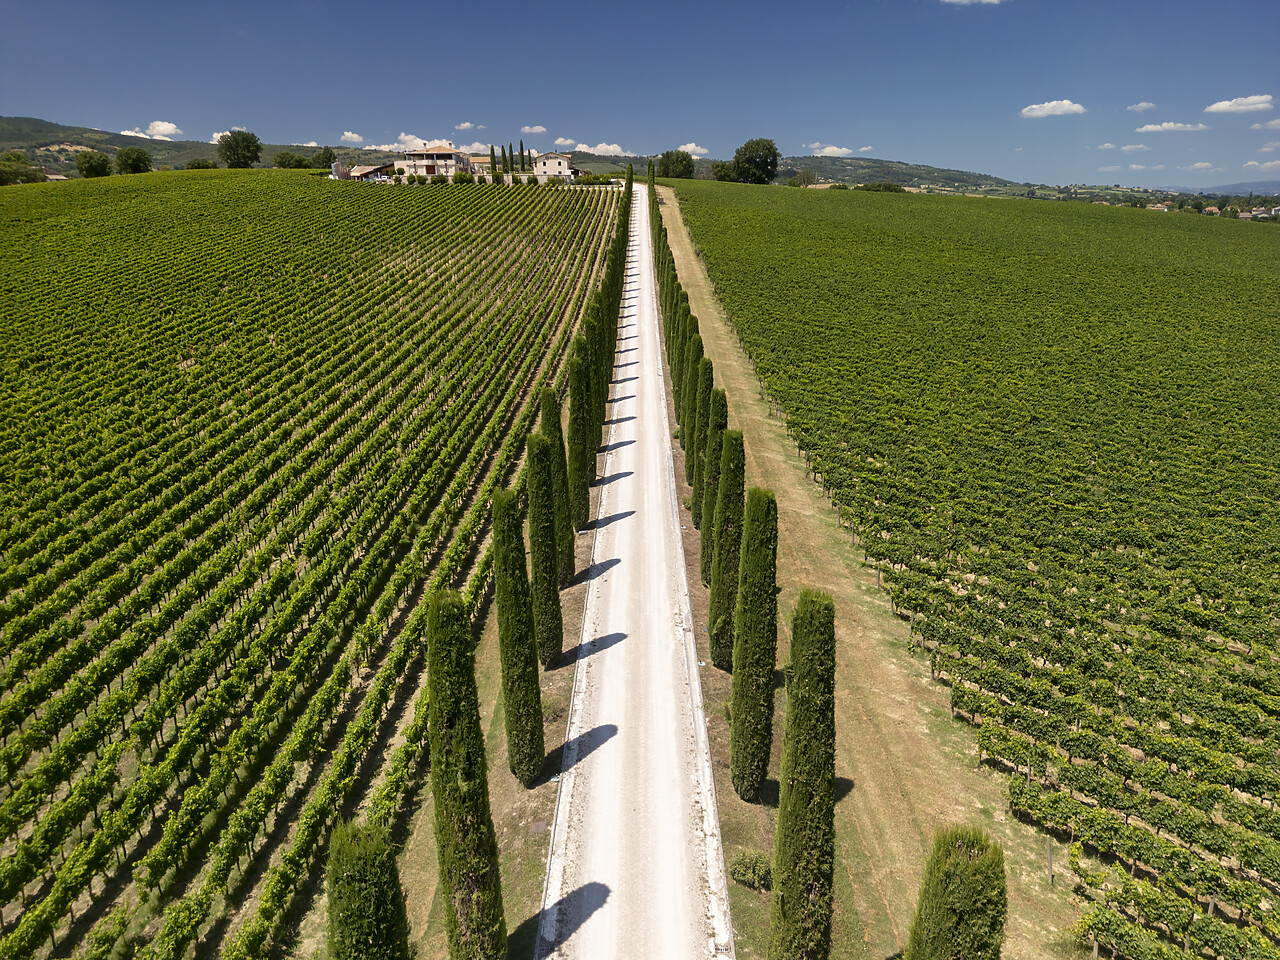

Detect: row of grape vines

[0,170,622,958]
[669,180,1280,959]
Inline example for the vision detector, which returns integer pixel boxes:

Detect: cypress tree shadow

[603,415,636,427]
[537,723,619,783]
[591,470,632,487]
[614,360,638,369]
[616,346,637,354]
[511,881,611,959]
[610,375,638,385]
[835,776,854,803]
[584,509,634,529]
[569,556,620,586]
[560,631,626,666]
[606,394,635,404]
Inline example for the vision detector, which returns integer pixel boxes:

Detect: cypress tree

[509,143,515,174]
[768,590,836,960]
[326,819,411,960]
[680,335,703,446]
[708,430,745,671]
[489,145,497,178]
[427,591,507,959]
[501,145,508,174]
[519,139,526,171]
[566,346,592,530]
[492,489,544,786]
[730,488,778,802]
[688,357,713,489]
[700,389,728,584]
[539,388,575,586]
[527,434,563,667]
[903,826,1007,960]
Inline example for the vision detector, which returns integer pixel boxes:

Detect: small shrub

[526,174,537,185]
[452,170,474,184]
[431,174,448,185]
[728,851,772,890]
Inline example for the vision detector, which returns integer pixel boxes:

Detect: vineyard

[0,170,621,958]
[670,180,1280,959]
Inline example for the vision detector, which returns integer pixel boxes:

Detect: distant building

[533,151,577,182]
[399,147,471,179]
[1203,206,1219,215]
[350,163,395,181]
[42,169,68,181]
[470,156,492,176]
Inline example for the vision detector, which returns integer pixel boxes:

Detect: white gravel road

[534,185,734,959]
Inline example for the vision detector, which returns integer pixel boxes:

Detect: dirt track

[534,185,734,959]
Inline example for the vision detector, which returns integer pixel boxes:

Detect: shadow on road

[584,509,635,529]
[614,360,638,369]
[510,881,611,959]
[560,631,626,666]
[539,724,619,784]
[570,556,620,586]
[591,471,632,487]
[606,394,635,405]
[603,415,636,427]
[610,375,638,385]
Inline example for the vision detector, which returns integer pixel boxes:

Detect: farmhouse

[532,151,579,182]
[399,147,472,179]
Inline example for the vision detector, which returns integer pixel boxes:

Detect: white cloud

[1135,121,1208,132]
[209,126,245,144]
[1098,142,1116,149]
[1020,99,1086,118]
[1013,146,1023,152]
[1179,162,1215,171]
[1120,144,1149,152]
[1243,159,1280,171]
[554,137,575,147]
[1260,141,1280,153]
[805,142,854,157]
[1205,94,1273,113]
[363,133,458,152]
[340,131,364,144]
[859,145,874,152]
[293,140,319,148]
[1127,101,1156,112]
[677,142,709,156]
[941,0,1010,5]
[458,141,488,154]
[122,120,183,141]
[574,142,635,156]
[454,121,484,131]
[148,120,182,138]
[1250,118,1280,130]
[1127,163,1164,171]
[521,124,547,134]
[1098,165,1121,172]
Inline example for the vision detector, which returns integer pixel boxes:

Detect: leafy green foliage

[76,150,112,178]
[658,149,696,179]
[217,129,261,168]
[566,345,592,530]
[492,488,545,786]
[680,333,703,448]
[673,178,1280,955]
[427,591,507,959]
[114,146,151,175]
[184,157,217,170]
[728,850,773,891]
[272,150,311,169]
[527,433,563,668]
[904,826,1007,960]
[325,819,411,960]
[689,357,713,505]
[732,138,780,185]
[769,590,836,960]
[709,430,745,670]
[731,488,778,802]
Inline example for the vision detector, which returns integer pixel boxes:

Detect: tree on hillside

[904,826,1007,960]
[492,488,545,786]
[115,146,152,175]
[733,138,780,184]
[427,591,508,958]
[325,819,411,960]
[217,129,262,168]
[711,160,738,182]
[272,150,310,169]
[769,590,836,960]
[76,150,112,178]
[312,145,336,168]
[658,149,696,179]
[185,158,218,170]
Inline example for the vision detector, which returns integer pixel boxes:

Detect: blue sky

[3,0,1277,188]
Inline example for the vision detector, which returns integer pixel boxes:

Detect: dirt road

[535,185,734,959]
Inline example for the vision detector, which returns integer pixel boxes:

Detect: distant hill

[1159,180,1280,196]
[0,116,400,172]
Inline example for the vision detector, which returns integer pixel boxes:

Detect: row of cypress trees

[648,170,840,959]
